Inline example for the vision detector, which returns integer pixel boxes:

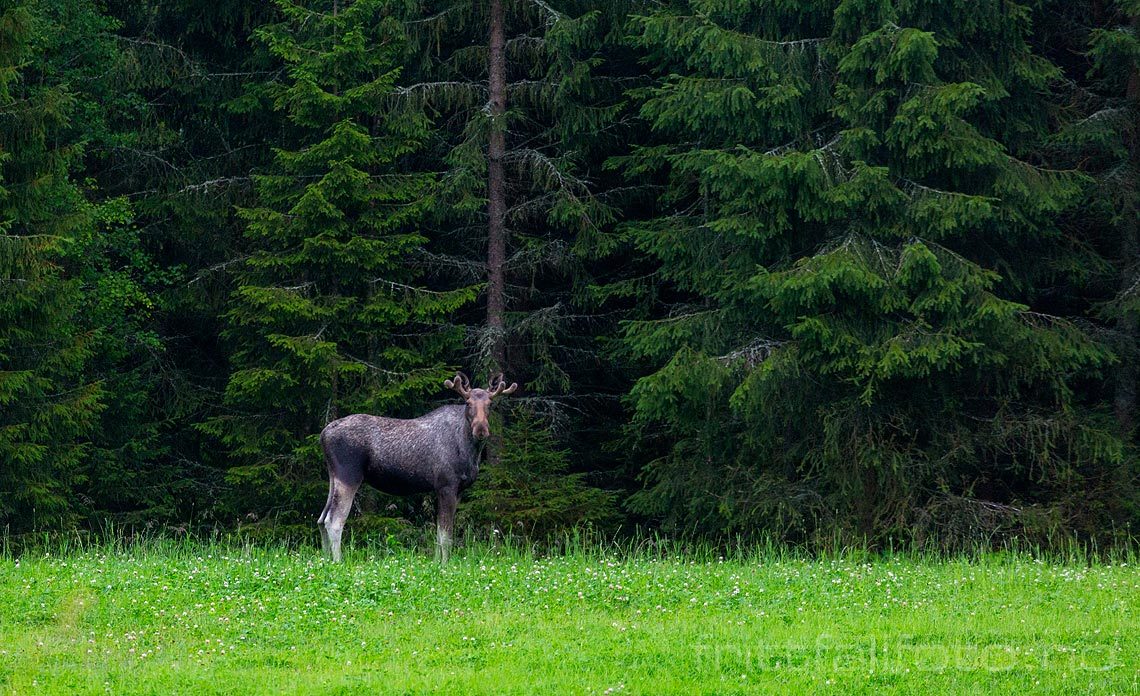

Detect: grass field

[1,539,1137,694]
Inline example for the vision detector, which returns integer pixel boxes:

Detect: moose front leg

[435,486,459,563]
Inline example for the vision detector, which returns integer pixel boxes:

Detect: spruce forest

[2,0,1138,551]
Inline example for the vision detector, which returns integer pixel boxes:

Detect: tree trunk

[1115,10,1139,437]
[486,0,508,372]
[1118,220,1138,436]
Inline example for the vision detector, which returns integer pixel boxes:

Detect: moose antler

[487,373,518,398]
[444,371,472,398]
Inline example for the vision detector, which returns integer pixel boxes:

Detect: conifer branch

[340,355,441,380]
[369,278,460,296]
[107,35,195,69]
[526,0,563,25]
[1016,310,1082,329]
[716,338,785,367]
[403,8,455,26]
[108,145,181,174]
[179,177,253,195]
[409,249,487,279]
[1070,106,1128,128]
[187,255,253,285]
[396,80,484,96]
[511,302,565,333]
[668,16,826,49]
[1004,154,1080,176]
[507,35,547,50]
[505,239,571,273]
[505,148,590,193]
[902,179,991,200]
[630,308,720,325]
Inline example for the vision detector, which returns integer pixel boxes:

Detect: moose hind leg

[317,478,335,557]
[324,478,359,563]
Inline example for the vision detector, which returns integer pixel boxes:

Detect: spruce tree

[95,0,286,526]
[464,410,616,538]
[1029,0,1140,534]
[617,0,1127,543]
[1081,1,1139,437]
[398,0,628,531]
[201,0,476,518]
[0,0,165,532]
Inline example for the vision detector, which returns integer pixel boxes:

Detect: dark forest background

[1,0,1138,550]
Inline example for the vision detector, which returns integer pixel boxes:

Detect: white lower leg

[318,522,331,556]
[327,523,344,563]
[324,479,357,564]
[436,526,452,563]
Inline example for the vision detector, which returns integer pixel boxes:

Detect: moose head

[443,371,517,440]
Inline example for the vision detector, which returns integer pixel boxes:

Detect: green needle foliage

[617,0,1132,546]
[0,2,96,529]
[0,0,1136,550]
[200,0,477,518]
[401,0,627,384]
[395,0,628,535]
[465,410,617,538]
[0,0,164,532]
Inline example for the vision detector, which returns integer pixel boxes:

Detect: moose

[317,372,517,562]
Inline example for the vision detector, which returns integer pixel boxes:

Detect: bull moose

[317,372,517,562]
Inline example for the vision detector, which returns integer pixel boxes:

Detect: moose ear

[444,378,455,389]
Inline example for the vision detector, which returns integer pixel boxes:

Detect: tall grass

[2,530,1138,694]
[4,520,1137,567]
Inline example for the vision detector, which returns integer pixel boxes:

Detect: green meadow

[1,540,1137,694]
